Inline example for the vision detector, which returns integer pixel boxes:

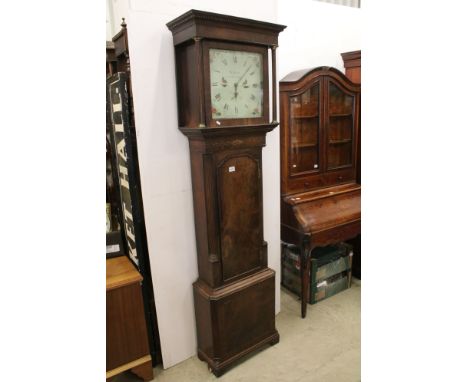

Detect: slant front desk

[280,67,361,318]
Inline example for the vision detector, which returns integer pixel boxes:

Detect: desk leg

[300,239,311,318]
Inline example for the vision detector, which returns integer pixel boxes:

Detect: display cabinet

[281,67,359,194]
[280,67,361,317]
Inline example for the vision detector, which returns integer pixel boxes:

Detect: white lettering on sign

[229,166,235,172]
[114,122,124,133]
[119,165,129,190]
[109,75,139,266]
[117,138,127,162]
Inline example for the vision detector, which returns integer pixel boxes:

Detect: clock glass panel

[209,49,263,119]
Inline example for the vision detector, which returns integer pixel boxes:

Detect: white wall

[108,0,360,370]
[277,0,361,77]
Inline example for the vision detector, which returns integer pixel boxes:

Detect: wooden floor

[113,280,361,382]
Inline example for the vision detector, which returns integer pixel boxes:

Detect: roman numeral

[233,56,237,63]
[250,94,256,101]
[224,103,229,110]
[215,93,221,101]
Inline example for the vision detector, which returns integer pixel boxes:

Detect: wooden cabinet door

[106,282,150,371]
[286,77,358,181]
[217,154,264,283]
[288,80,322,176]
[324,78,357,171]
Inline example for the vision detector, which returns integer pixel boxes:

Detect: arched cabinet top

[279,65,361,196]
[280,66,360,93]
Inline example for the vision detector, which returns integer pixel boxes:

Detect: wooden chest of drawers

[106,256,153,381]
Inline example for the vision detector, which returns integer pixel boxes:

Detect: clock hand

[235,65,252,88]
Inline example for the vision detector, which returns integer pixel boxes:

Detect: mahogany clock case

[167,10,286,376]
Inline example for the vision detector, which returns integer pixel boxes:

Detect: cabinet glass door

[289,83,320,175]
[327,82,354,169]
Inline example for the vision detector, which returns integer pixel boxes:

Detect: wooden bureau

[280,67,361,318]
[106,256,153,381]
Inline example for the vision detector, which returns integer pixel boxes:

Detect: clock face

[209,49,263,119]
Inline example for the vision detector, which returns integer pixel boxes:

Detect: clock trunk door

[217,155,263,283]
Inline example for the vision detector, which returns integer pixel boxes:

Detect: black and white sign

[107,73,139,266]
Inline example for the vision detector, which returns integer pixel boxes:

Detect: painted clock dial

[209,49,263,119]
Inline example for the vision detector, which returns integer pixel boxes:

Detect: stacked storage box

[281,243,353,304]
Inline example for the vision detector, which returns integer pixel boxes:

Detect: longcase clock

[167,10,286,377]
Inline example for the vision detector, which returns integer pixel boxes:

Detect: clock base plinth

[193,268,279,377]
[198,332,279,377]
